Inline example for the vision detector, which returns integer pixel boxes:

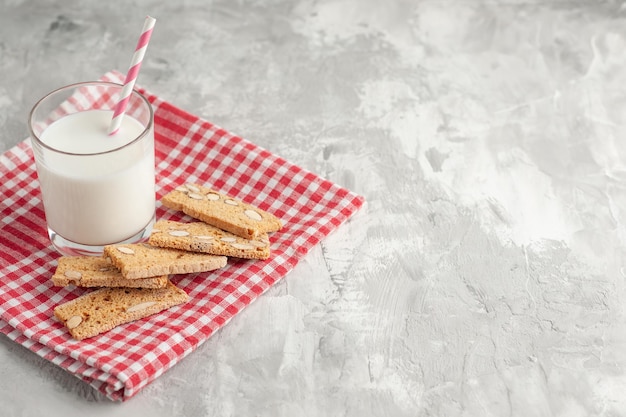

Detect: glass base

[48,214,156,256]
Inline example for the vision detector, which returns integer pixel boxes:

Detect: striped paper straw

[108,15,156,135]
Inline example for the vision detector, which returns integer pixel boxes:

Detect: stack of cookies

[53,183,283,340]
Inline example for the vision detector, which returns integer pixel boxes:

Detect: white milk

[37,110,155,246]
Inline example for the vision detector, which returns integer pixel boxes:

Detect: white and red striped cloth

[0,71,365,401]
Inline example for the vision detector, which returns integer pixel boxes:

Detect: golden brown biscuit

[54,280,188,340]
[149,220,270,260]
[103,243,227,280]
[52,256,168,288]
[161,183,282,239]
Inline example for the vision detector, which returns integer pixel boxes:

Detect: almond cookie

[161,183,282,239]
[149,220,270,260]
[52,256,169,289]
[103,243,228,280]
[54,280,188,340]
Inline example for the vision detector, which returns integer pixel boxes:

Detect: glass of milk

[29,81,156,256]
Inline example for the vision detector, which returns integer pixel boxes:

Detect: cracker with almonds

[103,243,228,280]
[54,280,188,340]
[149,220,271,260]
[161,183,282,240]
[52,256,169,289]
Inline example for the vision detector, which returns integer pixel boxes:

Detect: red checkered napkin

[0,71,365,401]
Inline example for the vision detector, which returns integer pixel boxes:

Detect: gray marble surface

[2,0,626,415]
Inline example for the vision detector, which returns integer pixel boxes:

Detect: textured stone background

[3,1,626,416]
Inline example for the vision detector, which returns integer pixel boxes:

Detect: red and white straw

[108,15,156,135]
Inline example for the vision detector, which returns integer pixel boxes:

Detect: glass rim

[28,81,154,157]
